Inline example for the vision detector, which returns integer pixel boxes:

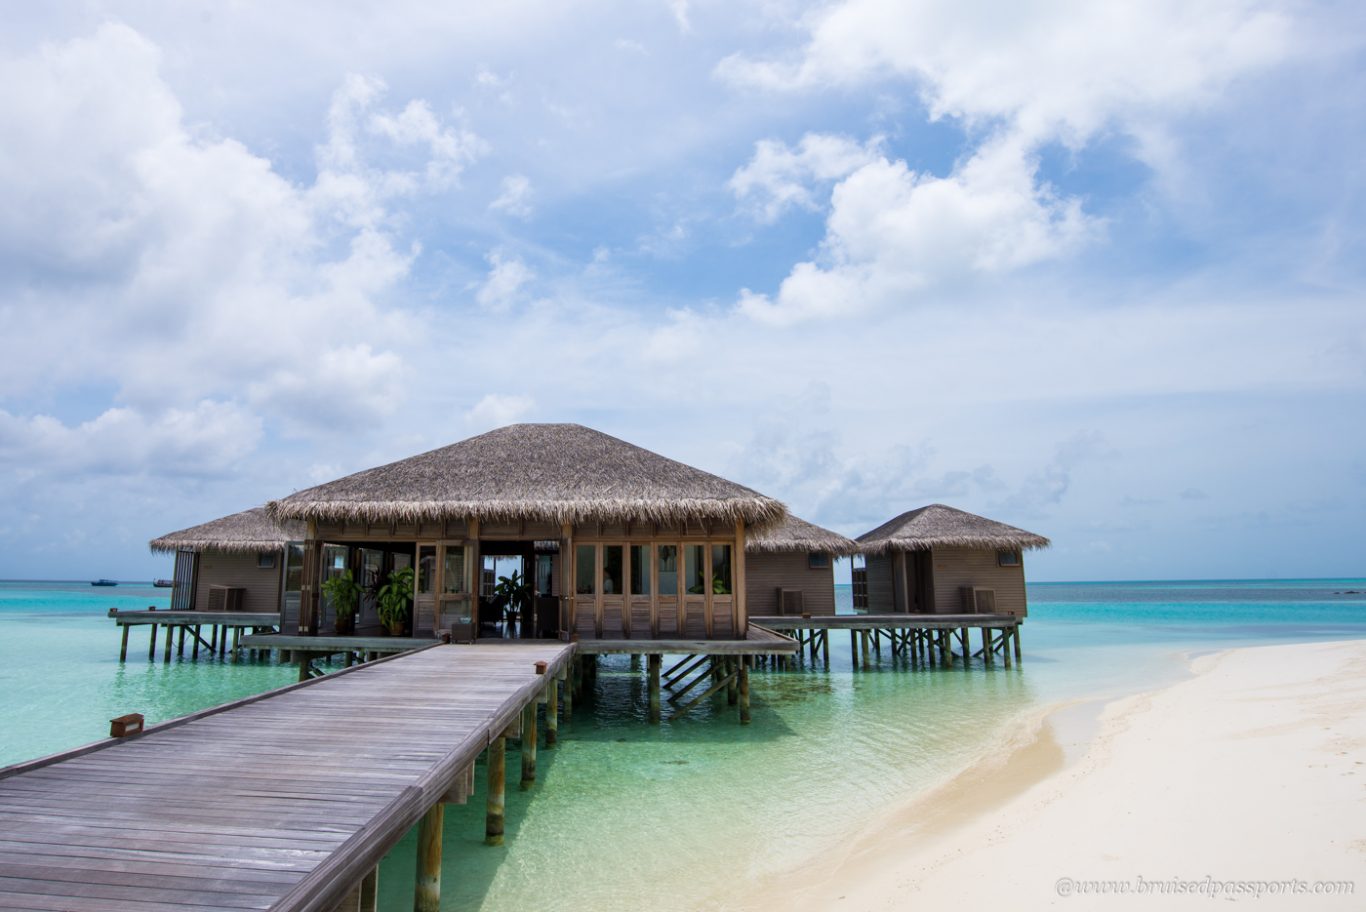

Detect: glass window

[392,551,413,573]
[362,549,383,589]
[711,544,732,595]
[257,551,276,569]
[284,544,304,593]
[576,545,596,595]
[657,545,678,596]
[630,545,651,596]
[536,553,554,595]
[808,552,831,570]
[443,547,466,594]
[417,546,436,594]
[684,544,705,595]
[323,544,349,581]
[602,545,623,595]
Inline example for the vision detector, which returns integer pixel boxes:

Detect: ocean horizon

[2,577,1363,910]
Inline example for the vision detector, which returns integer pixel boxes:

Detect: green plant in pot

[493,570,531,636]
[321,569,362,635]
[377,566,414,637]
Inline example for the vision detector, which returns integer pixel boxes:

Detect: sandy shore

[755,638,1366,911]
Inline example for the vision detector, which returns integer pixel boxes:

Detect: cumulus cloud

[729,133,882,223]
[490,173,535,217]
[721,0,1296,323]
[466,393,535,430]
[0,24,477,442]
[475,251,535,310]
[0,401,261,478]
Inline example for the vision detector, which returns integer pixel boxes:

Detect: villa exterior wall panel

[745,552,836,616]
[193,551,284,614]
[930,546,1028,616]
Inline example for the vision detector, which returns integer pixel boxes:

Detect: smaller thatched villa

[745,515,859,616]
[854,504,1050,616]
[150,507,302,614]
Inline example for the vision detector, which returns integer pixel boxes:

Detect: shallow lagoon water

[1,579,1363,910]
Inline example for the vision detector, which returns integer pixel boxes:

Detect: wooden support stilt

[1002,628,1013,668]
[850,629,859,668]
[177,626,186,657]
[983,628,994,665]
[648,653,661,725]
[520,701,537,788]
[960,626,969,661]
[860,629,871,666]
[560,666,573,720]
[119,625,130,662]
[163,623,174,663]
[360,868,379,912]
[823,630,831,667]
[872,629,882,657]
[219,626,227,657]
[414,802,444,912]
[485,735,505,846]
[545,681,558,748]
[147,623,158,662]
[726,657,738,705]
[297,654,311,683]
[739,657,751,725]
[1013,624,1023,661]
[193,625,201,660]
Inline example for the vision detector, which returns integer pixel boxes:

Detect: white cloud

[667,0,691,33]
[721,0,1297,324]
[475,251,535,310]
[739,134,1099,324]
[0,24,474,439]
[490,173,535,218]
[466,393,535,430]
[0,400,261,478]
[729,133,882,223]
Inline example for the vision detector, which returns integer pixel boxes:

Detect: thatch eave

[855,503,1050,555]
[267,496,787,529]
[856,533,1051,556]
[745,514,860,555]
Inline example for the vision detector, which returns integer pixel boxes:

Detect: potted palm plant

[321,569,361,635]
[377,566,414,637]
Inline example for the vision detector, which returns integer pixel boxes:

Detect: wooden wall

[745,552,836,616]
[929,546,1028,616]
[193,551,284,613]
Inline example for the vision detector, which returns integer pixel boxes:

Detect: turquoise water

[2,579,1363,910]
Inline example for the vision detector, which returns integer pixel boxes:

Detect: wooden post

[561,665,573,720]
[860,629,871,666]
[545,681,558,748]
[960,626,969,661]
[119,625,130,662]
[360,868,379,912]
[485,735,506,846]
[726,657,738,705]
[193,625,201,660]
[414,802,444,912]
[1013,624,1023,661]
[177,625,186,657]
[648,653,661,725]
[738,656,751,725]
[147,623,158,662]
[297,654,311,683]
[822,630,831,668]
[520,701,537,788]
[850,629,859,668]
[1002,628,1013,668]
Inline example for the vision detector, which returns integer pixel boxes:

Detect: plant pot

[335,611,356,636]
[385,620,407,638]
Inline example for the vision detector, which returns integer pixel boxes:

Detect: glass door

[438,541,473,641]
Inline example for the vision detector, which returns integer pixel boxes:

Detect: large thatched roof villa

[149,424,1049,644]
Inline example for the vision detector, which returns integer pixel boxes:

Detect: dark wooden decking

[0,641,575,912]
[111,610,281,628]
[749,613,1021,630]
[572,622,798,655]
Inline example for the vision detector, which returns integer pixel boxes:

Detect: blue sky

[0,0,1362,582]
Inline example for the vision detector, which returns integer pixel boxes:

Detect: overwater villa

[150,506,301,613]
[745,514,860,616]
[853,504,1051,616]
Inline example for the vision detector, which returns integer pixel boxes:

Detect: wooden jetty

[109,609,280,663]
[750,613,1023,668]
[0,641,575,912]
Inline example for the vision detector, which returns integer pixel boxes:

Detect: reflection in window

[603,545,623,595]
[536,553,553,595]
[685,544,705,595]
[443,547,466,594]
[657,545,678,596]
[417,546,436,594]
[284,544,304,593]
[630,545,651,596]
[576,545,596,595]
[323,545,349,580]
[362,549,383,589]
[711,544,732,595]
[392,551,413,572]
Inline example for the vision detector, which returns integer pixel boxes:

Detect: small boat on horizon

[90,579,118,587]
[152,579,173,588]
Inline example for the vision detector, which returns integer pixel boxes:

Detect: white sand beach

[756,639,1366,911]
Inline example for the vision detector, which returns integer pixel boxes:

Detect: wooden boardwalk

[0,641,575,912]
[110,610,281,663]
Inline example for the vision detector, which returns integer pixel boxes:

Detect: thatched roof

[856,504,1050,554]
[746,514,860,555]
[150,507,304,554]
[268,424,787,528]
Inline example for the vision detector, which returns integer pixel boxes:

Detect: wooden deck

[748,613,1024,668]
[749,612,1021,630]
[0,641,576,912]
[573,622,799,655]
[110,609,281,663]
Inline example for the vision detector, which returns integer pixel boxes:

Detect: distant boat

[90,579,118,587]
[152,579,173,588]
